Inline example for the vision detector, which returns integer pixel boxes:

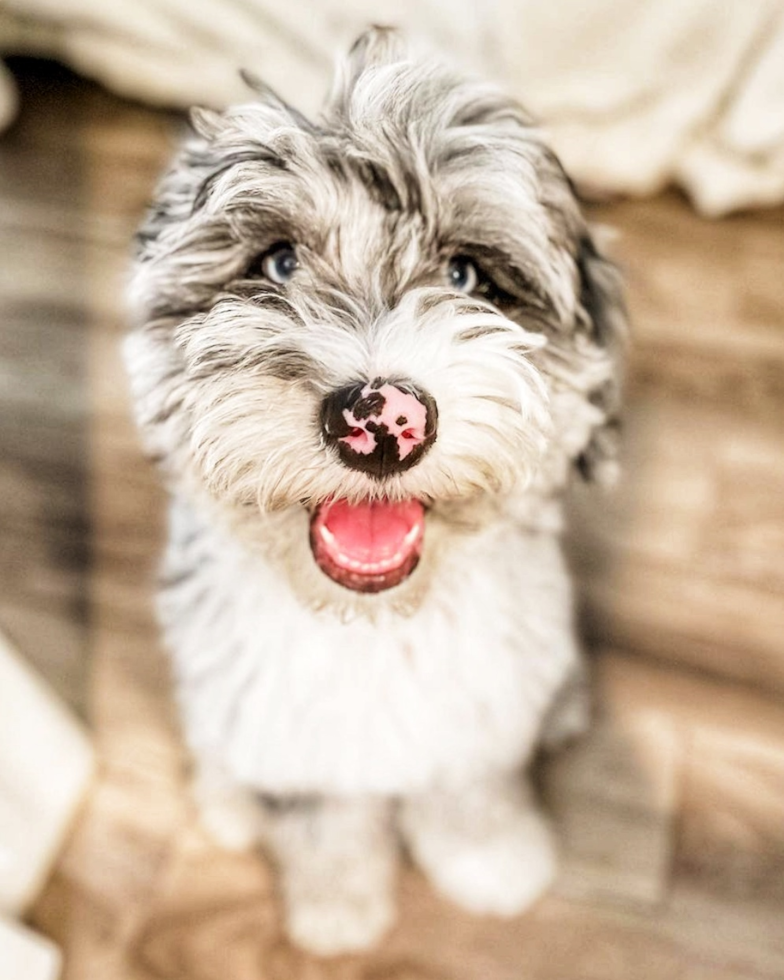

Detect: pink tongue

[322,499,424,564]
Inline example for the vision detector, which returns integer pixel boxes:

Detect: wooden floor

[2,59,784,980]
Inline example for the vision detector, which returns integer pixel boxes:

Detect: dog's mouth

[309,498,425,593]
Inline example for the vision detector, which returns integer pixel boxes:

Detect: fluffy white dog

[125,27,625,956]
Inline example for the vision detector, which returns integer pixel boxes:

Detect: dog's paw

[195,789,266,852]
[417,811,557,917]
[284,888,395,957]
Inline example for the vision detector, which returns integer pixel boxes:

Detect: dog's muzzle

[320,380,437,479]
[311,381,435,592]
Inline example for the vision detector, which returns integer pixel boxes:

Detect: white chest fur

[162,507,579,796]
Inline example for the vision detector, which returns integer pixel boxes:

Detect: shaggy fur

[125,27,625,955]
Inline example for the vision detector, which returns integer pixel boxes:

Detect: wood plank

[567,194,784,691]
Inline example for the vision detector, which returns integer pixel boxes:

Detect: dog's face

[126,28,624,609]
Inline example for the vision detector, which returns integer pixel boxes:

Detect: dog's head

[126,27,625,608]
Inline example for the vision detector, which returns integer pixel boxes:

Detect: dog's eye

[446,256,479,294]
[259,243,299,284]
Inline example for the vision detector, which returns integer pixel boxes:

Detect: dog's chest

[163,519,578,795]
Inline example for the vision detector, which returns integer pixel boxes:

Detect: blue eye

[447,256,479,293]
[261,243,298,284]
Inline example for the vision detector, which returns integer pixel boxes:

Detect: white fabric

[0,629,93,916]
[0,917,60,980]
[1,0,783,214]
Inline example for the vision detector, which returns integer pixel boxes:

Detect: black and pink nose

[321,380,438,479]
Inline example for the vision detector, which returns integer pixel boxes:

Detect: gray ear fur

[134,125,225,258]
[137,81,301,259]
[575,231,628,485]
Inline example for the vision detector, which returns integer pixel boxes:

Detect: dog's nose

[321,380,438,478]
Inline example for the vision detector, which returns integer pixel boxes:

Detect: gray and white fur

[125,27,625,956]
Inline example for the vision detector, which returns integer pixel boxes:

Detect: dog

[124,26,625,956]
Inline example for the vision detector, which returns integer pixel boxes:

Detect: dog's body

[162,496,579,795]
[125,28,624,955]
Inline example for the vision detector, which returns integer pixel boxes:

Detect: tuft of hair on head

[327,25,413,114]
[188,105,224,140]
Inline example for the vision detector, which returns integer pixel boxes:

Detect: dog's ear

[329,26,411,111]
[133,116,228,259]
[135,98,293,261]
[574,229,628,485]
[577,231,626,352]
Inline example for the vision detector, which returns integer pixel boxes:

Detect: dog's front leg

[192,761,268,852]
[265,795,398,956]
[400,770,556,916]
